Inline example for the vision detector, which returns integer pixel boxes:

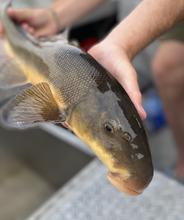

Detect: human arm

[89,0,184,119]
[0,0,106,37]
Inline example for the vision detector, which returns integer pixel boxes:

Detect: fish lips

[107,170,153,196]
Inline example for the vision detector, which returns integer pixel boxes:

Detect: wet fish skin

[68,76,153,195]
[0,1,153,195]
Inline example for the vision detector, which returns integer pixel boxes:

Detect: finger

[33,28,52,38]
[21,23,29,31]
[0,23,4,38]
[88,45,146,120]
[7,8,32,23]
[21,23,35,34]
[115,60,147,120]
[33,30,46,38]
[27,27,35,34]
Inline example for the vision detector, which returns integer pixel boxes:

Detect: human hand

[0,7,60,38]
[88,39,146,120]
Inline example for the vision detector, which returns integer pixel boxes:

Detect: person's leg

[152,40,184,178]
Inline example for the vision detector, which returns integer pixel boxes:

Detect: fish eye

[104,122,114,133]
[123,132,132,142]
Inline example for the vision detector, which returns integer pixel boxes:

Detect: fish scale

[0,0,153,195]
[40,45,107,106]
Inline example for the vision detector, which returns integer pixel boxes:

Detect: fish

[0,1,153,195]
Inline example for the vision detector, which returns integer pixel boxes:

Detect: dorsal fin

[0,82,66,129]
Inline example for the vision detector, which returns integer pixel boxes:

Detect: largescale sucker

[0,0,154,195]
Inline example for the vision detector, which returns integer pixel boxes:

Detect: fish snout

[107,170,153,196]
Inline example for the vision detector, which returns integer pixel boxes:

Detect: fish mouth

[107,171,145,196]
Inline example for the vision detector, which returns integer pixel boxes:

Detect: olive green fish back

[40,44,107,107]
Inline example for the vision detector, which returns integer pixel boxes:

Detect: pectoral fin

[0,58,27,89]
[0,83,32,103]
[0,82,65,129]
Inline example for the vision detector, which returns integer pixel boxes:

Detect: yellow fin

[0,57,27,89]
[0,82,65,129]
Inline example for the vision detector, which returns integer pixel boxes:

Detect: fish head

[68,77,153,195]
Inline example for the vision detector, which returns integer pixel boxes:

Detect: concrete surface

[28,159,184,220]
[0,147,53,220]
[0,126,92,188]
[0,126,92,220]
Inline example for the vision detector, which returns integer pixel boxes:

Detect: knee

[152,41,184,83]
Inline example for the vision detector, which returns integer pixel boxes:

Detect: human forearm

[106,0,184,59]
[52,0,106,30]
[88,0,184,119]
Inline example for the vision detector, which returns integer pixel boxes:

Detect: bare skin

[1,0,184,176]
[89,0,184,120]
[1,0,184,119]
[153,41,184,178]
[0,0,106,38]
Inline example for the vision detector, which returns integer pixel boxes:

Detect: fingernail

[22,23,28,29]
[140,107,147,120]
[136,104,147,120]
[28,28,34,34]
